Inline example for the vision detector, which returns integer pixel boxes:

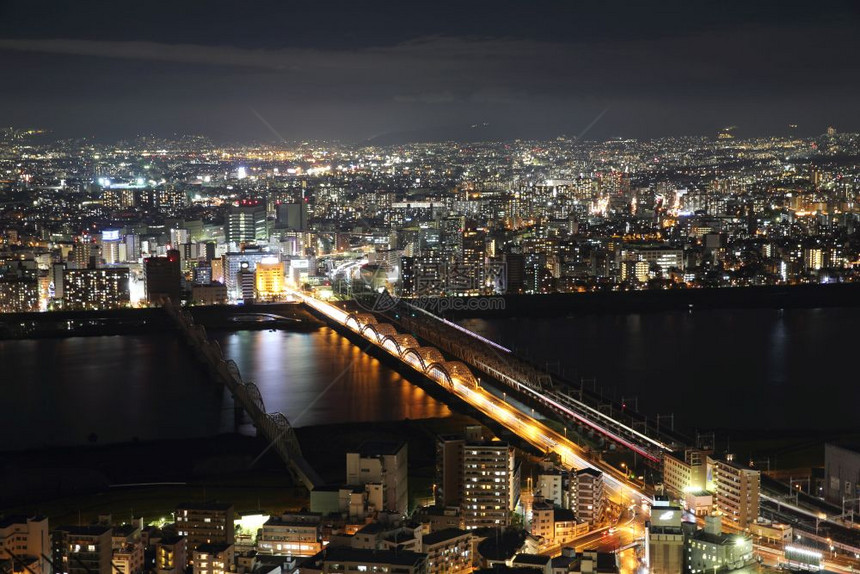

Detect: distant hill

[362,122,540,146]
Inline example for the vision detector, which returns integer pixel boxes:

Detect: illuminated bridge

[381,301,683,464]
[292,290,652,504]
[295,291,860,572]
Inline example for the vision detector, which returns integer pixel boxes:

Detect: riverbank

[429,282,860,318]
[0,415,486,525]
[0,303,322,339]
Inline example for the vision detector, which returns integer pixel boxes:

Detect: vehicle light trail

[291,290,650,505]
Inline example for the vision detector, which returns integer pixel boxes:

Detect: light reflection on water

[1,327,451,450]
[459,306,857,432]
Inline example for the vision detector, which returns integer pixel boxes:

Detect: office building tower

[101,230,122,265]
[237,266,255,302]
[254,259,284,299]
[276,202,308,231]
[225,204,267,244]
[145,250,181,303]
[221,250,273,297]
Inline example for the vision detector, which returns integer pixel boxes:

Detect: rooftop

[176,501,233,511]
[422,528,469,546]
[195,543,233,555]
[512,554,551,566]
[353,440,405,457]
[318,546,426,566]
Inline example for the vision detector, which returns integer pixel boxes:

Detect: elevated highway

[378,299,684,464]
[293,290,650,504]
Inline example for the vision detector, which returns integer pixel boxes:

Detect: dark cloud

[0,0,858,141]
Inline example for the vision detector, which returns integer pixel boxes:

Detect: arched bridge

[163,300,323,490]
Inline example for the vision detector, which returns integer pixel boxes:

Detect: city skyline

[4,3,860,574]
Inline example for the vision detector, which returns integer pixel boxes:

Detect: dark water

[458,307,859,432]
[3,306,856,451]
[1,327,450,451]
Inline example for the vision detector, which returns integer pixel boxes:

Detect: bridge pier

[162,300,324,491]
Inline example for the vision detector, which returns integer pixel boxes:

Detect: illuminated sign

[102,230,120,241]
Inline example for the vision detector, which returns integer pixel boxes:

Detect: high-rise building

[0,516,50,574]
[174,502,234,557]
[503,253,525,294]
[436,426,519,529]
[237,266,255,302]
[709,456,760,528]
[346,441,408,515]
[435,434,465,508]
[63,268,130,310]
[570,468,605,525]
[52,525,113,574]
[225,204,267,244]
[145,250,181,303]
[0,277,38,312]
[221,250,274,297]
[254,259,284,299]
[276,202,308,231]
[100,230,122,265]
[460,434,518,529]
[72,235,94,269]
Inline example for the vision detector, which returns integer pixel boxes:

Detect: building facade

[175,503,235,556]
[709,457,760,528]
[571,468,605,525]
[345,441,409,515]
[0,516,50,574]
[63,268,130,309]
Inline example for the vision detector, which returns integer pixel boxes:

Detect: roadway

[292,288,650,507]
[292,290,860,572]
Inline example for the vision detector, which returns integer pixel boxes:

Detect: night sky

[0,0,858,143]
